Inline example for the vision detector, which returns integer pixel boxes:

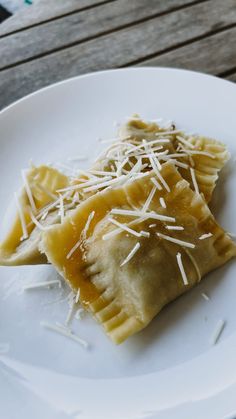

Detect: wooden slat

[138,27,236,76]
[1,0,236,110]
[0,0,109,36]
[225,73,236,83]
[0,0,200,70]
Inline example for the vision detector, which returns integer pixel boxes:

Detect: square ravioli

[42,162,236,344]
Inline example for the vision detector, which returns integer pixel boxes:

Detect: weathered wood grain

[0,0,200,70]
[225,73,236,83]
[1,0,236,109]
[0,0,111,36]
[138,26,236,76]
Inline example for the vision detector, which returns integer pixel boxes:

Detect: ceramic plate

[0,68,236,419]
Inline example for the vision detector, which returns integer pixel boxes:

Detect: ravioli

[42,162,236,344]
[0,165,69,265]
[118,118,230,203]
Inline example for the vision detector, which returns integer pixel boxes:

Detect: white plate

[0,68,236,419]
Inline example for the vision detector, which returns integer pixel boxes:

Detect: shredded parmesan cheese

[83,175,126,193]
[176,135,195,149]
[165,225,184,230]
[199,233,213,240]
[89,170,117,177]
[111,208,175,222]
[59,194,65,223]
[190,167,199,194]
[120,242,141,267]
[176,252,188,285]
[21,169,37,214]
[155,130,181,136]
[82,210,95,239]
[40,321,89,348]
[157,232,195,248]
[23,279,61,290]
[150,159,170,192]
[29,210,50,231]
[142,186,157,212]
[151,177,162,190]
[140,231,150,238]
[57,176,112,193]
[75,288,80,304]
[107,217,142,238]
[65,303,76,327]
[201,292,210,301]
[159,197,166,208]
[210,319,225,345]
[66,239,81,259]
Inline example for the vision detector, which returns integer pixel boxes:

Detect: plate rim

[1,66,236,117]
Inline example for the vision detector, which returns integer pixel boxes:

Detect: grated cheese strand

[190,167,199,194]
[102,216,148,241]
[116,157,129,177]
[23,279,61,291]
[83,175,126,193]
[176,252,188,285]
[57,176,112,193]
[151,177,162,191]
[107,217,142,238]
[65,303,76,327]
[157,232,195,248]
[160,157,189,170]
[155,129,181,136]
[150,158,170,192]
[75,288,81,304]
[202,292,210,301]
[140,231,150,238]
[159,197,166,208]
[59,194,65,223]
[66,239,81,259]
[29,209,51,231]
[40,321,89,348]
[111,208,176,222]
[21,170,37,214]
[210,319,225,345]
[199,233,213,240]
[142,186,157,212]
[165,225,184,231]
[14,192,28,240]
[89,170,117,177]
[120,242,141,267]
[82,210,95,240]
[125,138,170,155]
[176,135,195,149]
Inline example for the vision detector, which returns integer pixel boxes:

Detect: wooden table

[0,0,236,110]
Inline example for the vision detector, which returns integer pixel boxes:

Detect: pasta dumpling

[42,162,236,343]
[0,165,69,265]
[119,117,230,203]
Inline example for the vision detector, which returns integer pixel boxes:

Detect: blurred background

[0,0,236,110]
